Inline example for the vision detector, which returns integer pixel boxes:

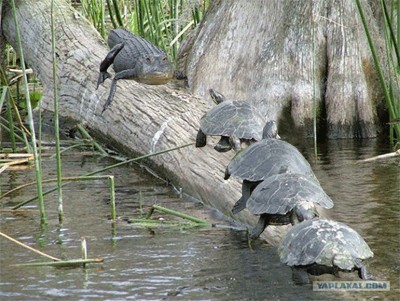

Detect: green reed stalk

[4,88,17,151]
[11,143,194,209]
[8,96,32,151]
[0,116,25,144]
[51,0,64,223]
[76,124,108,155]
[382,1,400,67]
[114,0,124,27]
[82,0,106,37]
[80,0,209,61]
[106,0,118,28]
[151,205,209,224]
[0,86,7,111]
[108,175,116,220]
[355,0,400,144]
[11,0,46,222]
[13,258,104,267]
[7,176,116,223]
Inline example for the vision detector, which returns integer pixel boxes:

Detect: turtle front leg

[97,43,125,88]
[232,181,252,214]
[356,261,374,280]
[249,214,270,240]
[102,68,140,113]
[229,136,241,152]
[214,136,232,152]
[195,129,207,147]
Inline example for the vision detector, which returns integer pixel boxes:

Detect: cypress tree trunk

[181,0,384,139]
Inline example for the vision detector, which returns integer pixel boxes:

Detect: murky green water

[0,139,398,300]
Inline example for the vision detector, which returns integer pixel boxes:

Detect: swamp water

[0,139,399,301]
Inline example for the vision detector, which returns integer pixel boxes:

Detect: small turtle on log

[246,173,333,240]
[97,28,186,113]
[278,219,374,285]
[196,89,276,152]
[225,138,318,214]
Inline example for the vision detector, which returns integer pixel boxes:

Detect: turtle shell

[199,100,265,141]
[225,139,317,182]
[247,174,333,215]
[278,219,373,271]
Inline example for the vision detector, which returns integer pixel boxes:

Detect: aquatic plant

[355,0,400,147]
[79,0,210,61]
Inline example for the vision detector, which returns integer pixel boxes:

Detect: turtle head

[294,201,318,222]
[262,121,280,139]
[209,89,226,104]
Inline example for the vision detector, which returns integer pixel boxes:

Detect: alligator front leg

[97,43,125,88]
[101,69,140,113]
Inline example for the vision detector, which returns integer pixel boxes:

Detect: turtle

[225,138,319,214]
[278,219,374,285]
[195,89,274,152]
[246,173,334,240]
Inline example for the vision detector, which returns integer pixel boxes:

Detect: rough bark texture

[2,0,293,245]
[181,0,385,138]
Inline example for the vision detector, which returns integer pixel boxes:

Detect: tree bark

[2,0,293,245]
[182,0,385,139]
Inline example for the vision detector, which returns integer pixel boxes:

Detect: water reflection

[0,139,398,300]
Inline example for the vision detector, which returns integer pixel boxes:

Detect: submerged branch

[356,149,400,163]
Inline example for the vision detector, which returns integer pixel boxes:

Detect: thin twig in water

[0,231,61,261]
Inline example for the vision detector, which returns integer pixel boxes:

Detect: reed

[76,124,108,155]
[80,0,209,61]
[9,142,193,209]
[355,0,400,146]
[81,0,106,37]
[0,230,104,268]
[51,0,64,222]
[10,0,46,222]
[129,204,210,228]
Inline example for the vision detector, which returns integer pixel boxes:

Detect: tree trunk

[182,0,385,139]
[2,0,293,245]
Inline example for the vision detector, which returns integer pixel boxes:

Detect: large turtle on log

[278,219,374,285]
[196,89,276,152]
[246,173,333,240]
[97,28,186,113]
[225,138,318,214]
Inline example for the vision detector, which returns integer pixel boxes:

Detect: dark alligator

[97,28,186,113]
